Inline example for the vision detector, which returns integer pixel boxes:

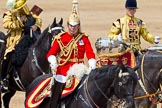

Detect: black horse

[95,38,162,108]
[25,64,138,108]
[106,41,162,108]
[134,50,162,108]
[0,17,64,108]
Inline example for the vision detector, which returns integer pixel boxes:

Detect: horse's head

[111,64,138,108]
[35,17,64,50]
[48,17,64,36]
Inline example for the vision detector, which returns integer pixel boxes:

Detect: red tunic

[46,32,95,76]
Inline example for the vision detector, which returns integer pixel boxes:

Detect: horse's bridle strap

[134,88,160,100]
[32,48,45,74]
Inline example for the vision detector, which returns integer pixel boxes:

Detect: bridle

[110,70,134,107]
[48,25,64,35]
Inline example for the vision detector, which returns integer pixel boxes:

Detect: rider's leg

[49,75,66,108]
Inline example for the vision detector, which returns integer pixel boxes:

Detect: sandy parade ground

[0,0,162,107]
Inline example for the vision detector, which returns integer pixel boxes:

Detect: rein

[32,48,45,74]
[85,78,100,108]
[134,89,161,99]
[135,53,162,103]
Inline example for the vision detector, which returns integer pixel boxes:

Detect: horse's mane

[89,65,120,79]
[34,26,50,46]
[90,64,138,81]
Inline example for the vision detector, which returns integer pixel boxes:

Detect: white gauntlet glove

[154,36,161,44]
[88,58,96,71]
[118,33,123,41]
[47,55,58,71]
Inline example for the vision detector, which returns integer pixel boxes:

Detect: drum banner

[96,48,136,68]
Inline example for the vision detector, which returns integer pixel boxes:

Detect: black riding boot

[49,80,65,108]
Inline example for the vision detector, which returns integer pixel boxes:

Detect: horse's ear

[53,17,56,24]
[59,18,63,25]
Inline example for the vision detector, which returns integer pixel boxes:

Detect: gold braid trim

[97,48,132,58]
[56,33,84,66]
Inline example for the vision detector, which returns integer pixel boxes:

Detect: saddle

[25,76,81,108]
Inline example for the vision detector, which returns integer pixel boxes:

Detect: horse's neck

[83,74,113,107]
[31,33,50,72]
[35,31,50,54]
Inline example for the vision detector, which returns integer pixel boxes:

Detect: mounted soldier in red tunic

[46,0,96,107]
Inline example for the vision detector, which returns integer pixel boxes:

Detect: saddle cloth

[96,48,136,68]
[25,76,79,108]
